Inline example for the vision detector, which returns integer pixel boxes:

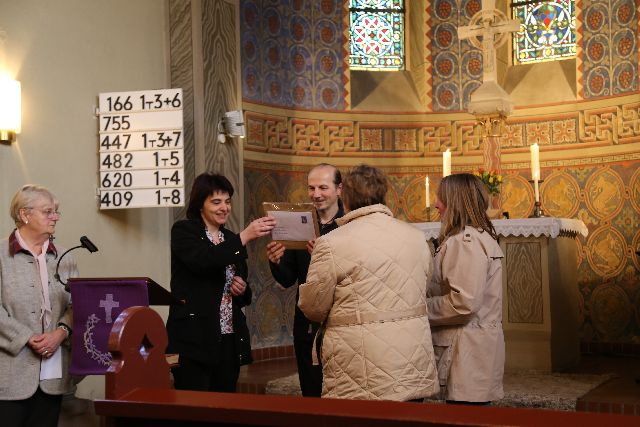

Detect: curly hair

[342,164,387,211]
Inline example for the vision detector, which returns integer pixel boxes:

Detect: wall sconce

[476,114,506,138]
[0,76,21,144]
[216,110,245,143]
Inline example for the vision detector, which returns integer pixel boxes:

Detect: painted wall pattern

[579,0,638,98]
[430,0,483,111]
[241,97,640,348]
[240,0,345,110]
[244,100,640,156]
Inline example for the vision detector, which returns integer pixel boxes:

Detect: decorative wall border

[575,0,585,99]
[244,98,640,158]
[342,0,350,110]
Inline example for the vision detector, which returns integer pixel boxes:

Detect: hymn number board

[98,89,185,209]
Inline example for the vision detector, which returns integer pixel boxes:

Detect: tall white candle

[443,149,451,177]
[530,143,540,180]
[530,143,540,202]
[425,176,430,208]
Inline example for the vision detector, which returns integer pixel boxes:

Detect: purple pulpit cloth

[69,279,149,375]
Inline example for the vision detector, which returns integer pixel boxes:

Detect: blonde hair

[10,185,58,227]
[437,173,498,244]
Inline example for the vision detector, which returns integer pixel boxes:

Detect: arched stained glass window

[349,0,405,70]
[512,0,576,64]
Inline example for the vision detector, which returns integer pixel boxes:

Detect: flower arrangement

[473,168,502,195]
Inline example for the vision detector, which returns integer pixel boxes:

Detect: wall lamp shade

[218,110,246,143]
[0,77,21,144]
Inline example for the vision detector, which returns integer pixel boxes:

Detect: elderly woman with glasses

[0,185,78,427]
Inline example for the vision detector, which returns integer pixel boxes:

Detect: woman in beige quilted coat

[298,165,439,401]
[428,173,505,404]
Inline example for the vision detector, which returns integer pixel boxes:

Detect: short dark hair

[186,173,234,220]
[342,164,387,211]
[310,163,342,186]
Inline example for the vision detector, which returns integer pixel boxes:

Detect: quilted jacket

[427,226,505,402]
[298,204,439,401]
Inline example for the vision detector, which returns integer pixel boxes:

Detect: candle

[530,143,540,202]
[530,143,540,180]
[443,149,451,177]
[425,176,430,208]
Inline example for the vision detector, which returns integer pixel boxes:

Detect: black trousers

[294,331,323,397]
[1,387,62,427]
[173,334,240,392]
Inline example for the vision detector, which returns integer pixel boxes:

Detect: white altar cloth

[413,218,588,241]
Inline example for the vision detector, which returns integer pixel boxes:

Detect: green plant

[473,168,502,195]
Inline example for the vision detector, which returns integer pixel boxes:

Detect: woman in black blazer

[167,173,275,392]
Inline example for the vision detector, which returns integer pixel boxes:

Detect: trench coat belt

[326,305,427,328]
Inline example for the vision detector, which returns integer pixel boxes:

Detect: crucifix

[458,0,520,215]
[458,0,521,84]
[99,293,120,324]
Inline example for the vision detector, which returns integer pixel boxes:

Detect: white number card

[97,88,185,209]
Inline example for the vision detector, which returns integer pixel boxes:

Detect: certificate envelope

[267,210,316,242]
[263,202,319,249]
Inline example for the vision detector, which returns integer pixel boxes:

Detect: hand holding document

[263,202,319,249]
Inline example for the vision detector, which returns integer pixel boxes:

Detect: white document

[40,347,62,380]
[267,210,316,242]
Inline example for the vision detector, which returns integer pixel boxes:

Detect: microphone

[80,236,99,253]
[55,235,100,289]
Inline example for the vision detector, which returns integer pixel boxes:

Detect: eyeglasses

[25,207,62,218]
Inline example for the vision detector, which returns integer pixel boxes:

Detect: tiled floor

[238,351,640,416]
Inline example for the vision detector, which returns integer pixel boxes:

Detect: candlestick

[425,176,430,208]
[443,149,451,177]
[528,179,545,218]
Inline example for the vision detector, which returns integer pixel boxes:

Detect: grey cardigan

[0,233,77,400]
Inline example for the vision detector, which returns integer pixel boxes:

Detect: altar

[414,218,589,372]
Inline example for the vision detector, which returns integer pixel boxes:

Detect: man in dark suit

[266,164,344,397]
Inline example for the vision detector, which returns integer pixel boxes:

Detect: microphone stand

[54,244,83,288]
[55,236,99,290]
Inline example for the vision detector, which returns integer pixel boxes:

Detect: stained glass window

[512,0,576,64]
[349,0,405,71]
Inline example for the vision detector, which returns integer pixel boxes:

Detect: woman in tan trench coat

[428,173,505,404]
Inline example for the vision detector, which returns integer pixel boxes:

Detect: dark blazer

[166,218,252,365]
[269,203,344,338]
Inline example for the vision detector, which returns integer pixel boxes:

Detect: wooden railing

[95,306,638,426]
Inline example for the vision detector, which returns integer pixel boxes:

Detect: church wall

[0,1,172,294]
[240,0,345,110]
[430,0,483,111]
[0,0,171,399]
[578,0,638,99]
[238,1,640,349]
[241,94,640,347]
